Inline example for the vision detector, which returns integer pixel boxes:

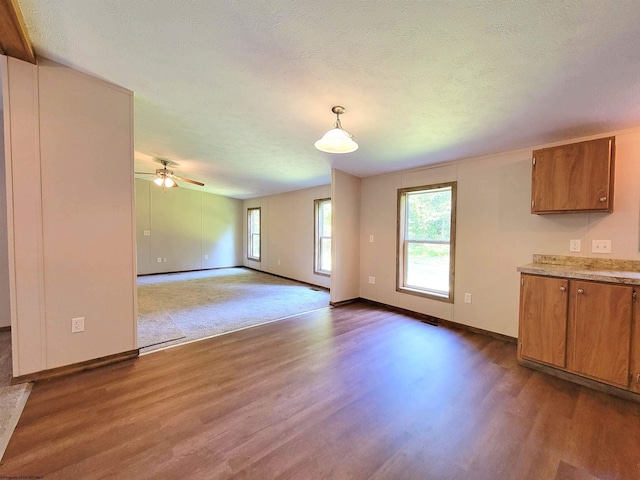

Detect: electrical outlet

[591,240,612,254]
[368,276,375,285]
[464,293,472,304]
[157,257,162,263]
[204,254,208,260]
[72,317,84,333]
[369,235,374,243]
[143,230,151,236]
[569,239,581,252]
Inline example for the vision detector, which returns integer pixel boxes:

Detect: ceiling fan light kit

[315,106,359,154]
[136,158,204,190]
[153,175,176,188]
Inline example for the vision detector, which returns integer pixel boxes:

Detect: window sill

[397,286,453,303]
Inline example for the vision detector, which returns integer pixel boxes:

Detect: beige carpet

[137,267,330,353]
[138,313,186,348]
[0,331,32,462]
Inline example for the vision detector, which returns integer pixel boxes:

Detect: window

[247,207,261,261]
[314,198,332,275]
[397,182,456,302]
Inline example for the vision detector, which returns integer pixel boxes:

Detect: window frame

[247,207,261,262]
[314,198,332,276]
[396,182,457,303]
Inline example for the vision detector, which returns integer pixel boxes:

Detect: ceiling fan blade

[134,172,156,175]
[173,175,204,187]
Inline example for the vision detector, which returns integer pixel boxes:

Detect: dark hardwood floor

[1,302,639,479]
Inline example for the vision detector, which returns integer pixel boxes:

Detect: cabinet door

[531,137,614,214]
[568,281,632,387]
[630,291,640,393]
[519,274,568,367]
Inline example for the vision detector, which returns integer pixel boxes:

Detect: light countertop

[517,255,640,286]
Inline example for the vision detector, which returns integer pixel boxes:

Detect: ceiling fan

[135,159,204,189]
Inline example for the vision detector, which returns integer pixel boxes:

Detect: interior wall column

[330,169,361,304]
[2,55,46,376]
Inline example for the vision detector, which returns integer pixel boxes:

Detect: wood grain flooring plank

[1,302,640,479]
[554,460,605,480]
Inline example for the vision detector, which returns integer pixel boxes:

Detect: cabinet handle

[600,196,607,202]
[560,286,566,292]
[577,288,585,294]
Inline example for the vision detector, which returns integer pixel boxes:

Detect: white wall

[243,184,331,288]
[3,56,46,374]
[360,129,640,338]
[3,56,137,376]
[135,178,242,275]
[331,169,361,303]
[0,91,9,329]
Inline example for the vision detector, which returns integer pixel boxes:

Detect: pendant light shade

[315,106,358,154]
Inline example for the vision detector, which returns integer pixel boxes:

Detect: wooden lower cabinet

[630,301,640,393]
[519,274,568,367]
[519,274,636,394]
[567,280,632,388]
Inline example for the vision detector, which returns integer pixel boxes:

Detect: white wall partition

[3,56,137,376]
[0,92,10,329]
[3,56,46,374]
[331,169,361,303]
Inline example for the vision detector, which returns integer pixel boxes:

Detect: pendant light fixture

[314,106,358,153]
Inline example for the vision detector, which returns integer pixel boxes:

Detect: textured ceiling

[16,0,640,199]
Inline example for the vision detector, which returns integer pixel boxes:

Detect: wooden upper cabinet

[519,274,568,368]
[531,137,615,214]
[567,280,632,388]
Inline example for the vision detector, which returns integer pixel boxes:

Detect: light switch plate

[368,276,375,284]
[464,293,472,304]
